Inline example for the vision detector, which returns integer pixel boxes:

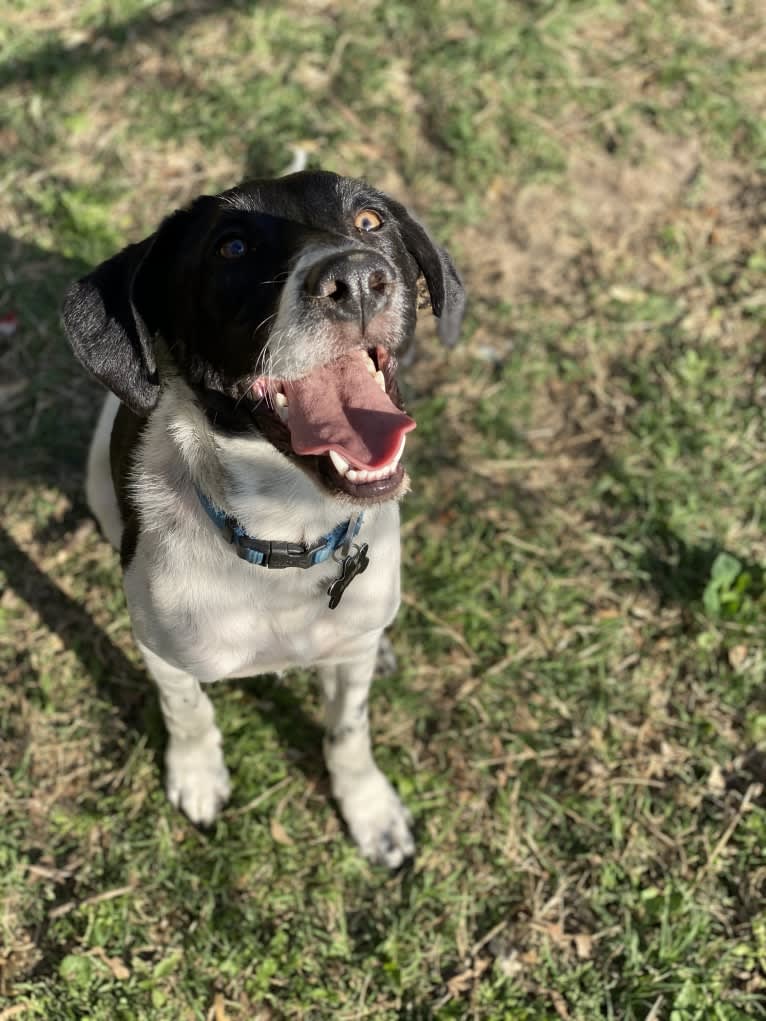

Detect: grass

[1,0,765,1018]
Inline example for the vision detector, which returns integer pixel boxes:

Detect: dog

[62,170,464,867]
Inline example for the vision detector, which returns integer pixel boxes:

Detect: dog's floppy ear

[62,235,160,414]
[62,204,202,415]
[389,201,466,347]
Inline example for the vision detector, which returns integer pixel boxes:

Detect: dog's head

[63,171,465,502]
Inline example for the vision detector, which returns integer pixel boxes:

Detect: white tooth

[329,450,350,476]
[365,354,376,375]
[388,435,406,467]
[273,392,289,422]
[346,468,371,483]
[374,370,386,391]
[342,448,407,485]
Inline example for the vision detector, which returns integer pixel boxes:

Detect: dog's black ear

[62,234,162,415]
[390,201,466,347]
[62,204,204,415]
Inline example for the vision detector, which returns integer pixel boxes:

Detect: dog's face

[63,171,464,502]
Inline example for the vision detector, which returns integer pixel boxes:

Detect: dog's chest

[125,512,401,682]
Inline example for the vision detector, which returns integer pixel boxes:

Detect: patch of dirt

[454,130,749,313]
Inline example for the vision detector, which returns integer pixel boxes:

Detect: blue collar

[196,488,364,569]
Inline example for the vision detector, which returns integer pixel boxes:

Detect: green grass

[2,1,766,1018]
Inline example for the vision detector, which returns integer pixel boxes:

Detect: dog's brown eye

[354,209,383,232]
[220,238,248,258]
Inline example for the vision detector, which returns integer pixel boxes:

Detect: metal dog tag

[327,543,369,609]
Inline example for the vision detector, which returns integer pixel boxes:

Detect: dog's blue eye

[220,238,248,258]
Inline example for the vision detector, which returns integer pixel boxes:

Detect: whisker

[252,330,276,382]
[233,385,258,413]
[256,311,278,332]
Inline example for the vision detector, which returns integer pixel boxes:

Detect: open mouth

[253,346,415,500]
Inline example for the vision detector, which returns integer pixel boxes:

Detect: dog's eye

[354,209,383,232]
[219,237,248,259]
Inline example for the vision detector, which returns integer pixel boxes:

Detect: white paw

[165,727,231,826]
[335,769,415,868]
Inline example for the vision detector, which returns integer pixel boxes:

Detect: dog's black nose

[304,251,394,325]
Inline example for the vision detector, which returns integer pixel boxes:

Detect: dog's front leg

[319,643,414,868]
[138,641,231,825]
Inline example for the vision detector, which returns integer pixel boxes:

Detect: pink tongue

[282,351,415,470]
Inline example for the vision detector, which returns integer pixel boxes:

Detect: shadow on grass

[640,523,765,612]
[638,523,722,608]
[238,673,326,781]
[0,523,151,727]
[0,0,253,89]
[0,233,93,489]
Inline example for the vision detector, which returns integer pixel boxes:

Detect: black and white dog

[63,171,464,867]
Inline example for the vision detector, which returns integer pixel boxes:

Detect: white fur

[90,378,413,866]
[140,640,231,825]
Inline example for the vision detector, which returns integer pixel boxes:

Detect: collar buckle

[262,541,320,569]
[197,487,362,572]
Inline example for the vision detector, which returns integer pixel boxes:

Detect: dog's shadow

[232,673,327,781]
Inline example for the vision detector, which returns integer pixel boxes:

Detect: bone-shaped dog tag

[327,543,369,609]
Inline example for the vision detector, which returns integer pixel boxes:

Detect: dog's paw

[336,769,414,868]
[165,727,231,826]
